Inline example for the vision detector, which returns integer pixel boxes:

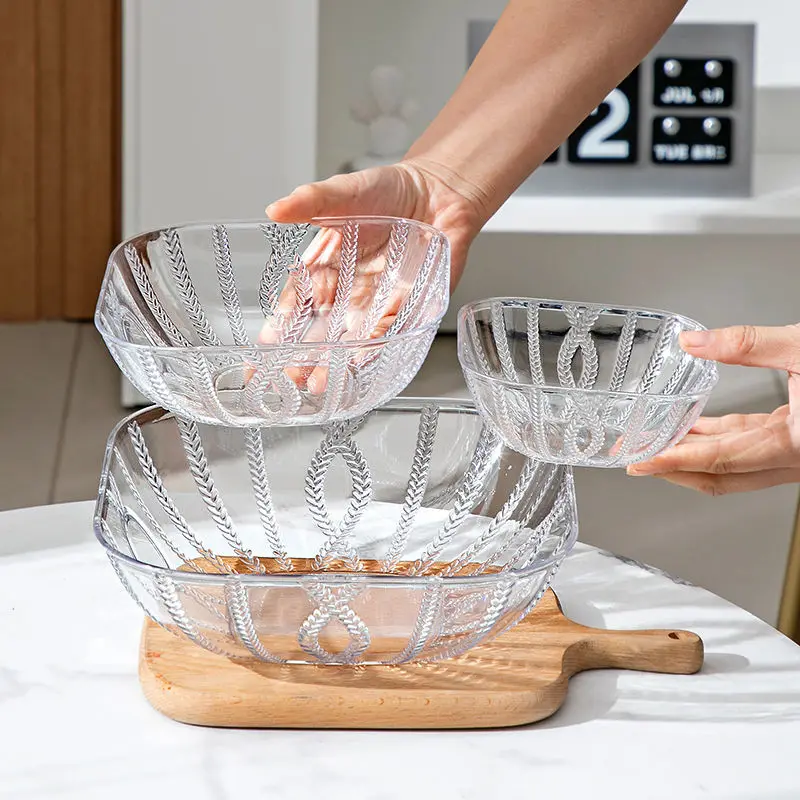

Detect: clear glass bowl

[458,298,719,468]
[95,217,450,426]
[94,399,578,665]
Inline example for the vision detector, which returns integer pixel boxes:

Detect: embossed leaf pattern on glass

[96,403,578,665]
[96,219,450,426]
[458,299,718,468]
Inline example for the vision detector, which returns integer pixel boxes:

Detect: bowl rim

[93,398,578,586]
[457,295,719,400]
[95,215,451,355]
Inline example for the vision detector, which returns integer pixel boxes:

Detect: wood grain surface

[139,588,704,730]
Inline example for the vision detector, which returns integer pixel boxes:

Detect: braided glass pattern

[459,299,718,468]
[97,403,577,665]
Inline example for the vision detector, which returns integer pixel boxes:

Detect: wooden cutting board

[139,589,703,729]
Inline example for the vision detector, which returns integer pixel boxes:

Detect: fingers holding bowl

[240,216,448,418]
[654,467,800,495]
[627,423,798,477]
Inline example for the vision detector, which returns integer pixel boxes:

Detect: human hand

[627,325,800,495]
[258,159,488,393]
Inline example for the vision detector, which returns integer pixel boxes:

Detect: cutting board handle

[566,625,704,676]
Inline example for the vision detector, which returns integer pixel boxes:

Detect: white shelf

[484,155,800,235]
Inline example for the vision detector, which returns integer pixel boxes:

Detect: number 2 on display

[568,68,639,164]
[577,89,631,160]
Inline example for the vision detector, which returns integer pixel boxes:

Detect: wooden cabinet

[0,0,120,321]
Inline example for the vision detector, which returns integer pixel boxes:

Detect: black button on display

[653,57,735,108]
[651,115,732,165]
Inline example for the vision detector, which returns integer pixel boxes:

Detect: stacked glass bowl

[93,216,717,666]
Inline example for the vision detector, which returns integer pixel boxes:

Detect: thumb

[266,166,406,223]
[679,324,800,372]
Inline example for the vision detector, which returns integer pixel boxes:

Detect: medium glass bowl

[94,399,578,665]
[458,298,719,468]
[95,217,450,426]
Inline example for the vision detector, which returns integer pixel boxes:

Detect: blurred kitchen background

[2,0,800,634]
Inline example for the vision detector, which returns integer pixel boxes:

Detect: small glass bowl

[94,399,577,665]
[95,217,450,426]
[457,297,719,468]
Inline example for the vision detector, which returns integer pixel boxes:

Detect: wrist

[399,153,495,233]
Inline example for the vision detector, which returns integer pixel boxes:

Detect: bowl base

[138,589,703,730]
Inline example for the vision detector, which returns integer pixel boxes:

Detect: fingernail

[680,330,712,349]
[628,463,656,476]
[266,195,293,214]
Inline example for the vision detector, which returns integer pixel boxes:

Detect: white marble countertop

[2,500,800,799]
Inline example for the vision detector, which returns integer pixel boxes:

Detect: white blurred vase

[342,65,418,172]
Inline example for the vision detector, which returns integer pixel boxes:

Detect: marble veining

[595,547,697,586]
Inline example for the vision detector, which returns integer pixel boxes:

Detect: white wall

[678,0,800,86]
[123,0,319,236]
[317,0,506,179]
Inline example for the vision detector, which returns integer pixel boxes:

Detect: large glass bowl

[458,298,719,468]
[95,217,450,426]
[94,399,578,665]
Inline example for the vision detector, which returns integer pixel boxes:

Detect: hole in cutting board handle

[668,632,680,640]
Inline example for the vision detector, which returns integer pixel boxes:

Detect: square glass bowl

[458,298,719,468]
[95,399,577,665]
[95,217,450,426]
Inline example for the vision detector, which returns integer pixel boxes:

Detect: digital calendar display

[467,23,755,197]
